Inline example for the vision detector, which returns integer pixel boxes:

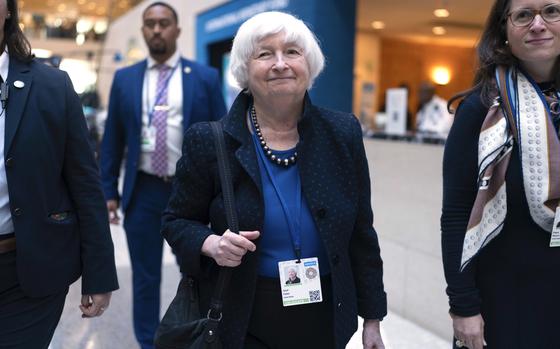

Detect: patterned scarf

[460,66,560,270]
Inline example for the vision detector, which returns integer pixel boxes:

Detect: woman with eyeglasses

[441,0,560,348]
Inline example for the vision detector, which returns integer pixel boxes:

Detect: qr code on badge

[309,290,320,302]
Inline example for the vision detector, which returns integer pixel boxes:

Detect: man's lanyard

[250,111,303,261]
[145,60,180,126]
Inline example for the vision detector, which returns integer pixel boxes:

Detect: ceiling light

[371,21,385,30]
[76,19,93,33]
[77,0,87,4]
[434,8,450,18]
[57,3,66,12]
[87,2,96,10]
[94,20,108,34]
[432,26,446,35]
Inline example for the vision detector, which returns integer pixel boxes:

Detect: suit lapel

[223,92,261,193]
[133,60,147,128]
[5,58,32,155]
[181,58,194,131]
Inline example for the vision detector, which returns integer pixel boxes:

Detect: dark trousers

[0,250,68,349]
[245,275,335,349]
[123,172,173,349]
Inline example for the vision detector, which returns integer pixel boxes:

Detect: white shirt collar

[147,50,180,70]
[0,51,9,83]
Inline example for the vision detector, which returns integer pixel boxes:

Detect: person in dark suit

[161,11,386,349]
[0,0,119,348]
[99,2,226,348]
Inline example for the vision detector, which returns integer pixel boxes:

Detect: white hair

[229,11,325,90]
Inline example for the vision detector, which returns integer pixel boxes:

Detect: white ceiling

[357,0,493,46]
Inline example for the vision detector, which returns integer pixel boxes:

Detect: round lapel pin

[183,66,191,74]
[13,80,24,89]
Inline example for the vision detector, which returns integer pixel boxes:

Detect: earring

[6,12,10,19]
[505,40,509,45]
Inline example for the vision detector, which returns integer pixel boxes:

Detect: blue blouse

[252,137,331,277]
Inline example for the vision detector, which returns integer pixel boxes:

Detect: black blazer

[5,58,118,297]
[162,92,386,349]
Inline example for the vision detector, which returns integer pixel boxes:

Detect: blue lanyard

[146,61,180,125]
[250,111,303,261]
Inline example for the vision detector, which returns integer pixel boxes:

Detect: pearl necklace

[250,106,298,167]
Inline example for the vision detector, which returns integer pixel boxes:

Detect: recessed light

[434,8,450,18]
[432,26,446,35]
[371,21,385,30]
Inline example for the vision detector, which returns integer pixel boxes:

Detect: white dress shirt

[0,51,14,236]
[416,95,453,137]
[139,50,184,177]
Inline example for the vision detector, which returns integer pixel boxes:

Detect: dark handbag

[154,121,238,349]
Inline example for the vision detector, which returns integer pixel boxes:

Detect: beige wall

[98,0,228,107]
[353,30,381,128]
[379,38,477,125]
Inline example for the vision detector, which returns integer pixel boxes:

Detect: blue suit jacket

[100,57,226,211]
[162,92,387,349]
[5,58,118,297]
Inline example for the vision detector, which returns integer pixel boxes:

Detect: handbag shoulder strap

[207,121,237,320]
[210,121,239,233]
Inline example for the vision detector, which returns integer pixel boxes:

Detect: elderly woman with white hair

[161,11,386,349]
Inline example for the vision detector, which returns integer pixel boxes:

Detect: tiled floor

[49,223,451,349]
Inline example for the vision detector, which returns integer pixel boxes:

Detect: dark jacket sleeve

[62,73,119,294]
[161,123,216,276]
[348,116,387,320]
[100,71,126,202]
[441,92,486,316]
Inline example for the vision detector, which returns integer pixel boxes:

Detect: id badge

[550,207,560,247]
[141,125,156,152]
[278,257,322,307]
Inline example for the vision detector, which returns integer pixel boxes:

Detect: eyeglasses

[508,4,560,27]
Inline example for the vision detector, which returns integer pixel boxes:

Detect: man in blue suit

[100,2,226,348]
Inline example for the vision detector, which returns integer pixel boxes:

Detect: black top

[441,88,560,317]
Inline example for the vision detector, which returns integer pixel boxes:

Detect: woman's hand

[201,230,260,267]
[363,319,384,349]
[451,313,486,349]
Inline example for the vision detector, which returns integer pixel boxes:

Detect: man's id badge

[550,207,560,247]
[278,257,322,307]
[141,125,156,152]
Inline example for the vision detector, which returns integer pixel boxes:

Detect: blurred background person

[99,2,226,348]
[0,0,118,347]
[416,81,453,137]
[162,11,386,349]
[442,0,560,348]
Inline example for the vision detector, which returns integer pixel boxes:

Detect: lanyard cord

[249,109,303,262]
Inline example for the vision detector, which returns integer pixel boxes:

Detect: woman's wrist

[201,234,219,258]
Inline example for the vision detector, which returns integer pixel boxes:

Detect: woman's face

[247,32,310,101]
[506,0,560,77]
